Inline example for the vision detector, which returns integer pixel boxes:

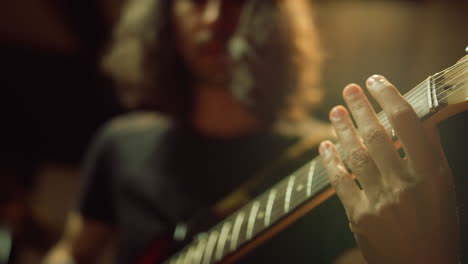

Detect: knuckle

[349,98,366,112]
[333,119,350,131]
[330,174,344,190]
[329,177,341,190]
[373,191,401,214]
[349,210,371,229]
[347,148,371,171]
[329,170,348,192]
[389,104,413,123]
[363,127,387,145]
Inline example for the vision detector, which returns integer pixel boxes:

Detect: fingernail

[366,74,386,90]
[343,84,360,99]
[330,106,345,122]
[320,141,332,156]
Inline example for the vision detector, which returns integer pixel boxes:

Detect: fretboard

[164,55,467,264]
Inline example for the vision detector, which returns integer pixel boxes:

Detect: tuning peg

[466,45,468,53]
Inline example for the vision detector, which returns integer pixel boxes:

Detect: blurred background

[0,0,466,263]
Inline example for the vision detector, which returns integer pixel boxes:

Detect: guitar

[163,52,468,264]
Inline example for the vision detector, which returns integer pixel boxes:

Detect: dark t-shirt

[79,112,356,263]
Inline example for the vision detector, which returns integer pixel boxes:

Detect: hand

[319,75,459,264]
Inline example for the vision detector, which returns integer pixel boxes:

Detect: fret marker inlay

[296,184,304,192]
[257,211,264,219]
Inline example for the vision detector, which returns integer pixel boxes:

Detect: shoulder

[104,111,171,137]
[97,111,172,144]
[86,111,173,157]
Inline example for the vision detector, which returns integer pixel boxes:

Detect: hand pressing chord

[319,75,459,264]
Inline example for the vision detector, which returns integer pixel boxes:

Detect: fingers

[342,84,403,179]
[365,75,438,171]
[319,140,362,210]
[329,105,381,195]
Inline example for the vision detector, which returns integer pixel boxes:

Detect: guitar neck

[165,55,468,264]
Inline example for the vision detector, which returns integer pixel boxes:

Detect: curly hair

[102,0,323,124]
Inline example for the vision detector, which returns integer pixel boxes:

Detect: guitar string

[429,58,466,93]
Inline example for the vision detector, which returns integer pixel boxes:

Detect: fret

[176,250,189,264]
[413,79,432,118]
[183,246,196,264]
[202,231,219,264]
[246,201,260,240]
[430,75,439,109]
[168,255,176,264]
[264,189,277,227]
[175,251,184,264]
[284,175,296,212]
[306,160,316,197]
[230,212,246,251]
[192,235,208,264]
[215,221,232,261]
[374,80,432,137]
[426,77,433,110]
[169,248,184,264]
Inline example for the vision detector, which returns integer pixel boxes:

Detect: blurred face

[172,0,245,86]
